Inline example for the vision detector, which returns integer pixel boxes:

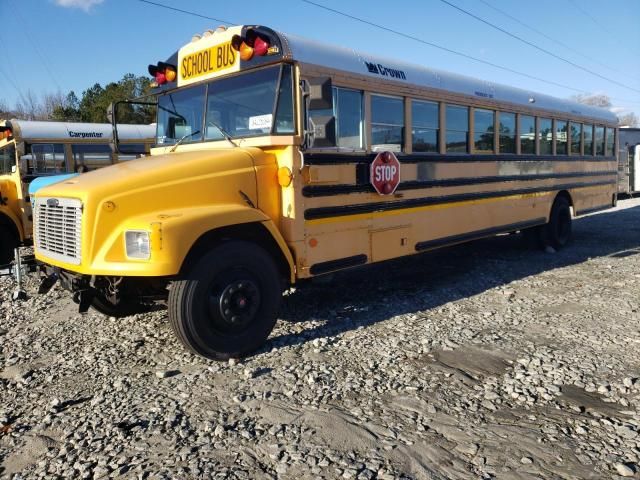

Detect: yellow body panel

[34,147,295,278]
[0,161,29,242]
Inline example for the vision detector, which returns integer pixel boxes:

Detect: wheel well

[555,190,574,213]
[0,213,20,243]
[180,222,293,284]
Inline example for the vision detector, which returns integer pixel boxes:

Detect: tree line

[0,74,155,125]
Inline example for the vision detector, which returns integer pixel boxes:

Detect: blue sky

[1,0,639,118]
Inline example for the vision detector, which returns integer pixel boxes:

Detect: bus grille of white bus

[34,197,82,266]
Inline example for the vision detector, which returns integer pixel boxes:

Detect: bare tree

[14,90,48,120]
[571,93,612,108]
[618,112,639,128]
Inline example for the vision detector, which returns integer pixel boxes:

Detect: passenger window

[371,94,403,152]
[445,104,468,153]
[555,120,568,155]
[498,112,516,154]
[570,122,581,154]
[412,100,438,153]
[520,115,535,154]
[605,128,615,156]
[334,88,363,149]
[539,118,553,155]
[29,143,67,175]
[72,144,113,171]
[583,124,594,155]
[595,126,605,155]
[0,144,16,174]
[473,108,494,152]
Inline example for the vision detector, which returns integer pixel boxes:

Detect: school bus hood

[35,147,262,205]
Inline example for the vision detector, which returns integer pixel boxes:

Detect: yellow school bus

[33,25,618,360]
[0,119,154,269]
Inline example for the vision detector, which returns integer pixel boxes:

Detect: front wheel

[168,241,282,360]
[541,196,572,249]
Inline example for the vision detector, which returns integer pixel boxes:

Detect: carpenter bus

[32,25,618,360]
[0,119,154,273]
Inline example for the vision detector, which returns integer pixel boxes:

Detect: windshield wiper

[170,130,201,152]
[206,119,239,148]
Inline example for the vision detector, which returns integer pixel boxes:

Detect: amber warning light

[231,30,277,61]
[148,62,177,86]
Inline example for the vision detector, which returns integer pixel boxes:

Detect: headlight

[125,231,150,259]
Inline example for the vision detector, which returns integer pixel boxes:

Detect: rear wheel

[541,196,572,249]
[168,241,282,360]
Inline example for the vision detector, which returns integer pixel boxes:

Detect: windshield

[156,64,294,146]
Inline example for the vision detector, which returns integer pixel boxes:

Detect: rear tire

[168,241,282,361]
[541,196,572,249]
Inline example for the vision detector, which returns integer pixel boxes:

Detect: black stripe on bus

[304,152,616,165]
[302,170,618,198]
[415,218,546,252]
[309,254,368,275]
[304,180,613,221]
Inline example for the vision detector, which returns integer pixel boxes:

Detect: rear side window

[334,88,363,149]
[555,120,568,155]
[520,115,535,154]
[498,112,516,154]
[583,124,593,155]
[570,122,581,154]
[539,118,552,155]
[28,143,67,175]
[72,144,113,171]
[445,105,468,153]
[605,128,615,157]
[473,108,495,152]
[412,100,438,153]
[371,94,403,152]
[595,126,605,155]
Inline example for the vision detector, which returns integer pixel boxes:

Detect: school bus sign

[179,41,238,83]
[177,28,243,86]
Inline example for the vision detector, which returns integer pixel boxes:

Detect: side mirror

[309,116,336,147]
[308,77,333,110]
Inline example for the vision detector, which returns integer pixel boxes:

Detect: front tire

[0,229,18,266]
[541,196,572,249]
[168,241,282,360]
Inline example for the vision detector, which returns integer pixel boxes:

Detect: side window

[445,104,468,153]
[473,108,494,152]
[307,86,363,149]
[334,87,363,149]
[371,94,403,152]
[605,127,615,156]
[555,120,568,155]
[583,124,593,155]
[72,144,113,171]
[520,115,535,154]
[498,112,516,154]
[412,100,438,153]
[539,118,552,155]
[595,126,605,155]
[29,143,67,174]
[0,144,16,174]
[570,122,581,154]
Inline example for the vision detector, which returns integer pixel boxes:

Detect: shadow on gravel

[270,204,640,351]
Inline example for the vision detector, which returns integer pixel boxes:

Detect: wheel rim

[208,272,261,335]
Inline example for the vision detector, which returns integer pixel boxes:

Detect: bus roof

[280,32,618,124]
[0,119,155,142]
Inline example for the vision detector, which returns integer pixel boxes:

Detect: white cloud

[54,0,105,12]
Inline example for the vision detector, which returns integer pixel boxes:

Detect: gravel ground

[1,197,640,480]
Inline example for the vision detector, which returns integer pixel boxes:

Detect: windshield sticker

[248,114,273,130]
